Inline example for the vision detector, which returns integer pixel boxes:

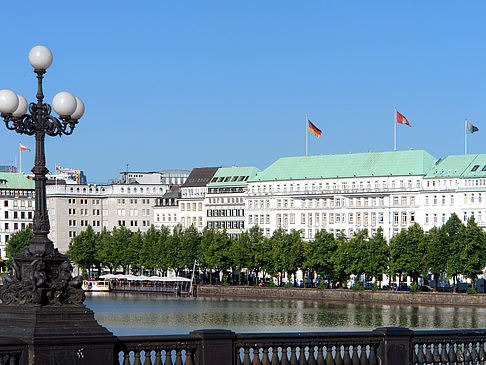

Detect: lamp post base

[0,305,116,365]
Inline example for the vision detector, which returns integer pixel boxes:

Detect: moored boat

[82,280,111,292]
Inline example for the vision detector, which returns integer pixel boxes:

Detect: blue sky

[1,1,485,182]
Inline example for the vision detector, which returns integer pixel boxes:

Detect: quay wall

[197,285,486,306]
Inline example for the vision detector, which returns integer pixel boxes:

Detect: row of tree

[6,214,486,289]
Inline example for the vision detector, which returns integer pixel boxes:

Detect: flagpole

[465,119,467,155]
[394,107,397,151]
[19,142,22,175]
[305,113,308,156]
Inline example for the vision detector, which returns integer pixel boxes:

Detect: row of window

[3,222,31,231]
[117,220,151,227]
[181,216,203,227]
[73,199,101,205]
[207,197,244,204]
[4,211,32,220]
[207,221,245,229]
[2,199,33,207]
[156,213,177,222]
[207,209,244,217]
[250,179,421,194]
[248,211,416,228]
[0,190,33,198]
[180,202,202,211]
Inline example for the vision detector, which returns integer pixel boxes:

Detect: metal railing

[112,327,486,365]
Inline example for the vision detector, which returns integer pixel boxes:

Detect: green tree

[390,224,426,285]
[332,232,352,287]
[6,227,33,264]
[365,227,389,284]
[444,213,465,291]
[424,226,448,290]
[303,229,337,286]
[229,230,252,285]
[461,216,486,285]
[97,226,132,274]
[67,225,99,277]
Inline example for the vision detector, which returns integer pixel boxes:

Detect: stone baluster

[165,349,174,365]
[271,347,279,365]
[448,342,457,364]
[368,345,377,365]
[281,347,290,365]
[316,346,325,365]
[185,349,195,365]
[243,347,251,365]
[432,343,440,364]
[154,349,163,365]
[456,342,464,363]
[335,345,343,365]
[425,344,434,364]
[359,345,367,365]
[174,349,183,365]
[343,345,352,365]
[351,345,359,365]
[144,349,153,365]
[133,350,142,365]
[325,345,335,365]
[308,346,317,365]
[440,342,449,364]
[122,352,130,365]
[290,346,298,365]
[262,347,270,365]
[253,348,262,365]
[298,346,307,365]
[479,341,486,363]
[471,341,479,363]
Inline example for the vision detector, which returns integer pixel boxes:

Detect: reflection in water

[85,293,486,336]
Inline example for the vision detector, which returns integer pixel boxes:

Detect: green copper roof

[0,173,34,190]
[208,166,260,186]
[425,154,486,179]
[250,150,437,182]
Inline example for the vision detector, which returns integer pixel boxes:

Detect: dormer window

[472,165,480,172]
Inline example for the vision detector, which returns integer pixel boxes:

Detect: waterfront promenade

[197,285,486,307]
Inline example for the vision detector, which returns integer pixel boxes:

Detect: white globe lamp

[52,91,77,117]
[0,89,19,114]
[28,46,53,70]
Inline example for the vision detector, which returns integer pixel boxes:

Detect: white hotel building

[244,150,486,241]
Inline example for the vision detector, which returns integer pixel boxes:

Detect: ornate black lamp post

[0,46,114,365]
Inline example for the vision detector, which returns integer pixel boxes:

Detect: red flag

[396,110,411,127]
[20,143,30,151]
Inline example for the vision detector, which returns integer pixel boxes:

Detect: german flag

[308,120,322,138]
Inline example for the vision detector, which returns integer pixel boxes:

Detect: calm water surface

[85,292,486,336]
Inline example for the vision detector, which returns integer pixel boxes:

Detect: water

[85,292,486,336]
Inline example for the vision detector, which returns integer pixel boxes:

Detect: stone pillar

[190,329,235,365]
[0,305,116,365]
[374,327,413,365]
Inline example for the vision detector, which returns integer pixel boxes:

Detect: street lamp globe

[52,91,77,117]
[0,89,19,114]
[12,94,28,117]
[28,45,53,70]
[71,96,85,119]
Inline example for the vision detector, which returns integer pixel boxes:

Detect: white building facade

[245,150,486,241]
[0,173,35,258]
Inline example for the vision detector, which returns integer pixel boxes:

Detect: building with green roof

[0,172,34,190]
[0,173,35,259]
[207,166,260,237]
[425,154,486,179]
[250,150,437,182]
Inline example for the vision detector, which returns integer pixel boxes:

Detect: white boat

[82,280,111,292]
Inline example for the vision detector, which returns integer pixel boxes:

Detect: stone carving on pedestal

[0,248,85,306]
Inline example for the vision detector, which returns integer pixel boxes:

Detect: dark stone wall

[197,285,486,306]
